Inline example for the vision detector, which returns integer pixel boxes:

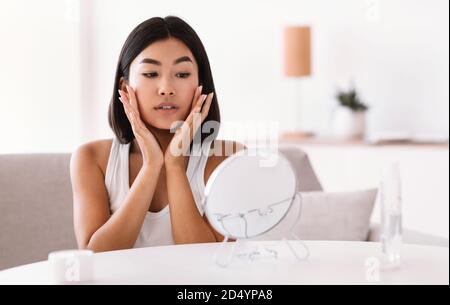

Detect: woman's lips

[154,107,179,115]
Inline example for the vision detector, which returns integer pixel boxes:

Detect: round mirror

[203,148,298,240]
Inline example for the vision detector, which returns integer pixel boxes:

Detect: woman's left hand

[164,85,214,169]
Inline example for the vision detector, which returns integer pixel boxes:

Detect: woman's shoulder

[71,138,114,176]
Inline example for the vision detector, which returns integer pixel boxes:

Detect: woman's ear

[119,77,128,92]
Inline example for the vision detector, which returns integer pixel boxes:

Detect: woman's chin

[147,120,181,131]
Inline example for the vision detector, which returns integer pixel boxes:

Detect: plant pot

[330,106,367,140]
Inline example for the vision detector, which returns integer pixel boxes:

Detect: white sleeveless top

[104,137,212,248]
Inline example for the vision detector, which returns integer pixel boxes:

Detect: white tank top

[104,137,212,248]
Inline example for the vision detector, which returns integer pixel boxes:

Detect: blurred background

[0,0,448,238]
[1,0,448,152]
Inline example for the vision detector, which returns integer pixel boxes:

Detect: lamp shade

[283,26,311,77]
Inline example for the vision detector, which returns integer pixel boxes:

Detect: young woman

[70,16,245,252]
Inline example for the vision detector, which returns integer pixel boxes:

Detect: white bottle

[380,162,402,267]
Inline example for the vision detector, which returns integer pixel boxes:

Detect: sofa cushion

[278,145,323,191]
[254,188,378,242]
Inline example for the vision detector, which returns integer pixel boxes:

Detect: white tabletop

[0,240,448,285]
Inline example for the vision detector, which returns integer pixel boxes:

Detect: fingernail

[199,85,203,92]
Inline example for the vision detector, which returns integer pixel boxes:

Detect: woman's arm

[166,140,246,244]
[166,163,217,244]
[70,142,163,252]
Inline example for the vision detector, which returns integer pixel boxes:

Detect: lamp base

[281,131,316,140]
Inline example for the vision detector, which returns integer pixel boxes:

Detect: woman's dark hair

[108,16,220,146]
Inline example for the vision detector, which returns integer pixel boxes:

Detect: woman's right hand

[118,85,164,168]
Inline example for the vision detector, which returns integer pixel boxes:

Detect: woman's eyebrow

[139,56,193,66]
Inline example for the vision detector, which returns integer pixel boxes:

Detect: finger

[182,96,203,129]
[118,89,129,103]
[134,112,147,130]
[128,110,140,135]
[185,97,203,124]
[201,92,214,121]
[186,103,204,136]
[119,94,133,118]
[181,92,207,136]
[130,106,146,133]
[118,94,132,120]
[125,85,141,115]
[198,93,208,112]
[188,92,213,138]
[119,89,145,125]
[194,94,207,113]
[118,89,132,112]
[119,95,141,132]
[191,85,203,112]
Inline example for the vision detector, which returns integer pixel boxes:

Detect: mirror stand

[211,193,310,268]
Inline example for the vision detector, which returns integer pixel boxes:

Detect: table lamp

[283,25,312,136]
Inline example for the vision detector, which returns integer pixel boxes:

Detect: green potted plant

[331,87,369,140]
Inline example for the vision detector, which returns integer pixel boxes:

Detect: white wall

[290,143,449,238]
[0,0,81,153]
[1,0,448,152]
[80,0,449,143]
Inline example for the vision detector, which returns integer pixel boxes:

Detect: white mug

[48,250,94,284]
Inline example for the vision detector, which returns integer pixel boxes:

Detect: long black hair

[108,16,220,146]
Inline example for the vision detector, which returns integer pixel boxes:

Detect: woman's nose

[159,91,175,96]
[158,85,175,96]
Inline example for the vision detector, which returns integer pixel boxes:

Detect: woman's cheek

[184,84,198,106]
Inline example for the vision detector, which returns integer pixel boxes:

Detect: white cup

[48,250,94,284]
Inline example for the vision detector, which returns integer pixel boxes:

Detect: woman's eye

[143,72,190,78]
[143,72,158,78]
[176,72,191,78]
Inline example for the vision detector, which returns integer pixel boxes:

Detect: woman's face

[123,37,199,130]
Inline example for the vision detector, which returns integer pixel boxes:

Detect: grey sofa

[0,154,76,271]
[0,146,447,270]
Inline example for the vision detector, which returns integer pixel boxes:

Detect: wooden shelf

[280,132,449,149]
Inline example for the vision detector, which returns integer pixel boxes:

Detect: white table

[0,241,448,285]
